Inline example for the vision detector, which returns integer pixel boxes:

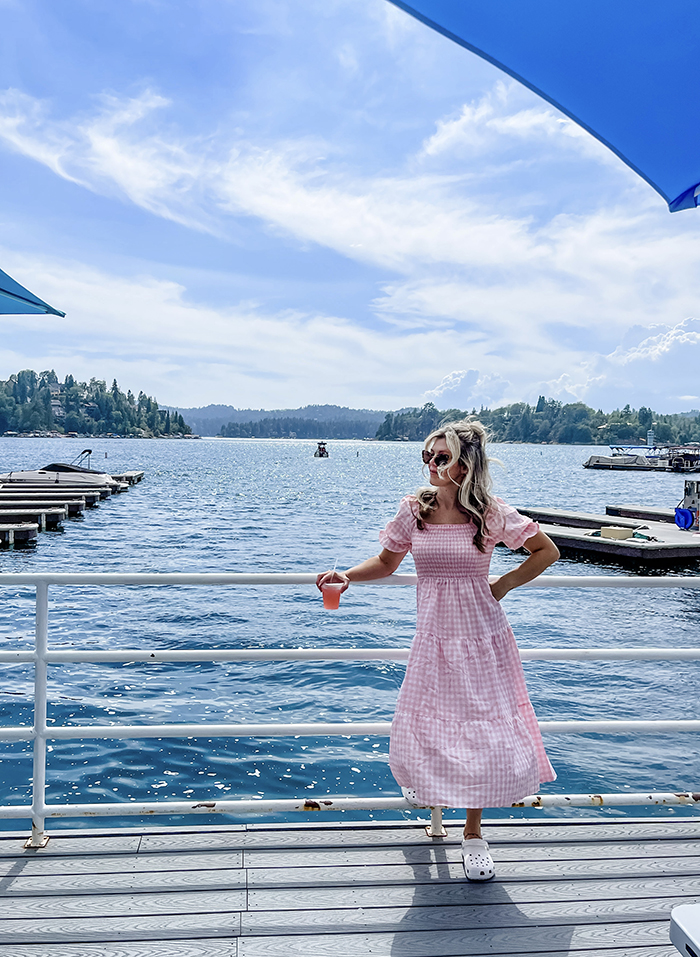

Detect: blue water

[1,437,699,829]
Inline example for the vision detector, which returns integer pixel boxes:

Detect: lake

[1,436,698,829]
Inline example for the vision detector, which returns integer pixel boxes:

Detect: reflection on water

[0,437,698,828]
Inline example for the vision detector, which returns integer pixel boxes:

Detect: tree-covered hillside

[376,398,700,445]
[0,369,191,437]
[220,414,380,439]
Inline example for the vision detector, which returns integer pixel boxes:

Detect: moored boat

[0,449,133,490]
[583,444,700,472]
[0,462,120,488]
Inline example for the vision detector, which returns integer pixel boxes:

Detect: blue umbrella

[0,266,65,317]
[389,0,700,212]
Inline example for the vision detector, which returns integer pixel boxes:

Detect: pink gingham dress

[381,495,556,808]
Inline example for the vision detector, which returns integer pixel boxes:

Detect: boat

[314,441,329,458]
[583,445,700,472]
[0,449,124,488]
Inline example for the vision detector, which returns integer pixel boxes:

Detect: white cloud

[533,319,700,412]
[0,83,646,281]
[0,88,215,231]
[0,247,512,409]
[419,81,615,166]
[2,62,700,413]
[423,369,510,409]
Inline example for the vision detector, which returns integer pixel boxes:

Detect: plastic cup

[322,582,343,610]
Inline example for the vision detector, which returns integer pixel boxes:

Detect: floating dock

[0,483,112,500]
[606,504,676,523]
[518,506,700,563]
[0,817,696,955]
[0,498,85,517]
[0,472,143,549]
[110,469,145,485]
[0,490,101,507]
[0,522,38,547]
[0,506,66,531]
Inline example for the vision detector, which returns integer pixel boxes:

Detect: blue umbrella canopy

[390,0,700,212]
[0,266,65,317]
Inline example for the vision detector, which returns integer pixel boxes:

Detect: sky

[1,0,700,414]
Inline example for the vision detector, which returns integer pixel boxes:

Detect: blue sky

[1,0,699,413]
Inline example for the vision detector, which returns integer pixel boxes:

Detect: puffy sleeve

[488,497,539,550]
[378,495,416,553]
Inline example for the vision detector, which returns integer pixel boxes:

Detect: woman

[317,419,559,881]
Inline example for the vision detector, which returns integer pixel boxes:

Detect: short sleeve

[378,495,416,553]
[489,497,539,550]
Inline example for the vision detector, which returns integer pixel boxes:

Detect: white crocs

[461,838,495,881]
[401,786,425,807]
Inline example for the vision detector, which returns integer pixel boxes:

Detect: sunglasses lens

[422,449,451,468]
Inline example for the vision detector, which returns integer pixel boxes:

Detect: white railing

[1,571,700,846]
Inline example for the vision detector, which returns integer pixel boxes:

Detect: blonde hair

[416,418,494,552]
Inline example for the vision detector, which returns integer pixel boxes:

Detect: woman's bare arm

[489,530,559,602]
[316,549,407,592]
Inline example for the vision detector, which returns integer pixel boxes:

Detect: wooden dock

[606,504,677,524]
[111,470,145,485]
[518,506,700,563]
[0,506,66,530]
[0,482,112,500]
[0,497,85,517]
[0,522,38,546]
[0,490,100,507]
[0,816,697,955]
[0,472,143,549]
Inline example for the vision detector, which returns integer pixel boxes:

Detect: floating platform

[0,507,66,531]
[517,506,700,563]
[110,470,144,485]
[0,817,697,955]
[606,504,677,524]
[0,470,144,555]
[0,490,100,507]
[0,498,85,517]
[0,522,38,547]
[0,483,112,500]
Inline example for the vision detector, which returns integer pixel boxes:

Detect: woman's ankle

[463,830,482,840]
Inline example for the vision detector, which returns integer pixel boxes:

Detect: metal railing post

[426,807,447,837]
[25,582,49,848]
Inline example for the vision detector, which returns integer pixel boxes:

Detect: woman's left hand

[489,577,509,602]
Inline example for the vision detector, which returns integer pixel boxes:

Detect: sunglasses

[422,449,451,468]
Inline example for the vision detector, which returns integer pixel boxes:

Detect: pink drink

[322,583,343,610]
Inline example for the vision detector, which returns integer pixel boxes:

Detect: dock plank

[243,837,700,869]
[236,920,673,956]
[0,850,243,877]
[0,912,241,945]
[247,874,700,911]
[137,817,700,852]
[1,889,245,920]
[0,834,142,857]
[0,867,246,897]
[241,896,700,935]
[246,853,700,886]
[0,942,237,957]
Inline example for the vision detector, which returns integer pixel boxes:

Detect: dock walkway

[517,506,700,562]
[0,816,697,956]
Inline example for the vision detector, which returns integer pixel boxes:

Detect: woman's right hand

[316,570,350,592]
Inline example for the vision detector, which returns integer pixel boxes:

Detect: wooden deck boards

[0,817,697,956]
